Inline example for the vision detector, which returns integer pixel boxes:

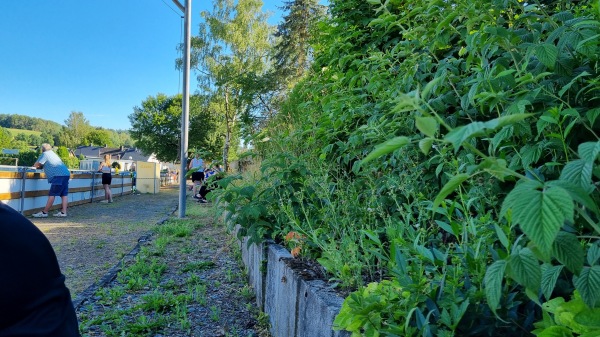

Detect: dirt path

[30,186,180,297]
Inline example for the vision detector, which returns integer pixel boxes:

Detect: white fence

[0,166,134,215]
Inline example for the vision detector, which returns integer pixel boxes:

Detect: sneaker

[108,200,113,203]
[100,200,109,203]
[53,211,67,217]
[32,211,48,218]
[198,199,208,204]
[193,195,201,199]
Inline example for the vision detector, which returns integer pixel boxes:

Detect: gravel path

[30,186,180,297]
[30,186,268,336]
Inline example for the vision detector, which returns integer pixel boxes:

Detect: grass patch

[155,220,194,237]
[182,260,215,272]
[6,128,41,137]
[77,201,264,337]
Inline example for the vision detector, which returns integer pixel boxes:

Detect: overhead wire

[158,0,185,94]
[160,0,183,17]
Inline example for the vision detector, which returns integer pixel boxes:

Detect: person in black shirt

[0,203,80,336]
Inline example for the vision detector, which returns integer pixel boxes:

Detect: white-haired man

[32,144,71,217]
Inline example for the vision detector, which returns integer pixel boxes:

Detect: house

[74,145,158,171]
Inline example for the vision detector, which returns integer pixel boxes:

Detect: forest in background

[0,112,133,167]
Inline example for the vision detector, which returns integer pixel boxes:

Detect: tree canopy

[128,94,220,163]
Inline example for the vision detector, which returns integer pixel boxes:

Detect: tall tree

[0,127,12,149]
[189,0,272,171]
[273,0,325,82]
[60,111,91,147]
[84,128,113,147]
[128,94,219,162]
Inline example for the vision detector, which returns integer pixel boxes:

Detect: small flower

[285,231,302,242]
[291,246,302,258]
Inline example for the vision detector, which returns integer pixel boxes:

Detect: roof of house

[74,146,152,162]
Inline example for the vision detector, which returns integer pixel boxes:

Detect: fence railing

[0,165,136,215]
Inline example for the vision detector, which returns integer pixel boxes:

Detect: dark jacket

[0,204,80,336]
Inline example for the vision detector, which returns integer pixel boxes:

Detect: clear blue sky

[0,0,285,131]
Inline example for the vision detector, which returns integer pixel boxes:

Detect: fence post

[91,171,95,203]
[121,173,124,196]
[19,167,27,214]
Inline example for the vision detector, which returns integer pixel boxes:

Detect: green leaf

[478,157,510,181]
[542,297,566,314]
[485,260,507,315]
[541,264,564,300]
[573,308,600,328]
[444,114,533,151]
[415,117,438,138]
[578,141,600,163]
[552,231,584,275]
[239,185,256,199]
[535,325,574,337]
[574,266,600,308]
[361,136,410,165]
[501,180,574,253]
[494,224,510,250]
[546,180,600,215]
[588,243,600,266]
[558,71,590,97]
[560,159,594,193]
[392,94,419,113]
[419,138,434,155]
[508,247,541,291]
[422,76,444,99]
[535,43,558,68]
[432,173,470,210]
[586,108,600,126]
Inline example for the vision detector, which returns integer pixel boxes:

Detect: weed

[157,220,193,237]
[210,305,221,321]
[95,286,125,305]
[139,290,178,313]
[182,260,215,272]
[239,285,255,301]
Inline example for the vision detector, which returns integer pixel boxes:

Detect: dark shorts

[49,176,70,197]
[102,173,112,185]
[191,171,205,182]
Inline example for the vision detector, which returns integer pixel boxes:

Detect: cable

[178,16,183,94]
[160,0,184,17]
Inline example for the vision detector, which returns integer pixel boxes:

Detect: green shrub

[222,0,600,335]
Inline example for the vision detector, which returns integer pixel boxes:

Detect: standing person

[130,164,137,194]
[98,154,113,203]
[187,152,205,199]
[0,203,80,336]
[32,143,70,218]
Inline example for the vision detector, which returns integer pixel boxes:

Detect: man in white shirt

[32,144,71,217]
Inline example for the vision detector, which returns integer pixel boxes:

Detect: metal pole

[178,0,191,218]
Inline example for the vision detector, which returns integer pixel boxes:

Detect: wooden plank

[0,191,22,200]
[0,172,23,179]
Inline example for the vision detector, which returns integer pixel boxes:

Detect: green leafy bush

[220,0,600,335]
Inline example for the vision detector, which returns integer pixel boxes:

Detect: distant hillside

[0,114,62,135]
[6,128,42,137]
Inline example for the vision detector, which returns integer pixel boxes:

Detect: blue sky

[0,0,286,131]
